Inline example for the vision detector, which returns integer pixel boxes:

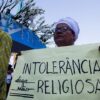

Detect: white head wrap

[56,17,80,39]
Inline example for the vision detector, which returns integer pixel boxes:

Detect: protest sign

[7,43,100,100]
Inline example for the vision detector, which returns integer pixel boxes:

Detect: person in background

[0,30,12,100]
[6,64,13,96]
[54,17,80,47]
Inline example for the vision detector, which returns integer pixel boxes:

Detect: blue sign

[0,13,46,51]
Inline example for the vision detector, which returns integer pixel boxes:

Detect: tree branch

[0,0,4,12]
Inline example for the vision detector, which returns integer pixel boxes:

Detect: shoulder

[0,30,12,47]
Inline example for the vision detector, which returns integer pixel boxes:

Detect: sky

[36,0,100,45]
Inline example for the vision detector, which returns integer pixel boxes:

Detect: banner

[7,43,100,100]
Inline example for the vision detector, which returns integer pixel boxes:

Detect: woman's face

[54,23,75,47]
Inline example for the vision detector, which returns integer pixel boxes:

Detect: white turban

[56,17,80,40]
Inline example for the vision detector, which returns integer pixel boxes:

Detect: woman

[54,17,80,47]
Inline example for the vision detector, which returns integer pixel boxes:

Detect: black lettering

[75,80,84,94]
[32,62,41,74]
[89,60,92,74]
[39,62,46,74]
[70,79,74,94]
[45,80,50,94]
[59,61,66,74]
[66,58,73,75]
[72,59,81,74]
[95,79,100,93]
[52,80,57,94]
[86,79,95,93]
[37,80,44,93]
[62,79,69,93]
[46,62,53,74]
[58,80,62,94]
[81,60,88,73]
[22,63,31,75]
[52,61,58,74]
[93,60,100,74]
